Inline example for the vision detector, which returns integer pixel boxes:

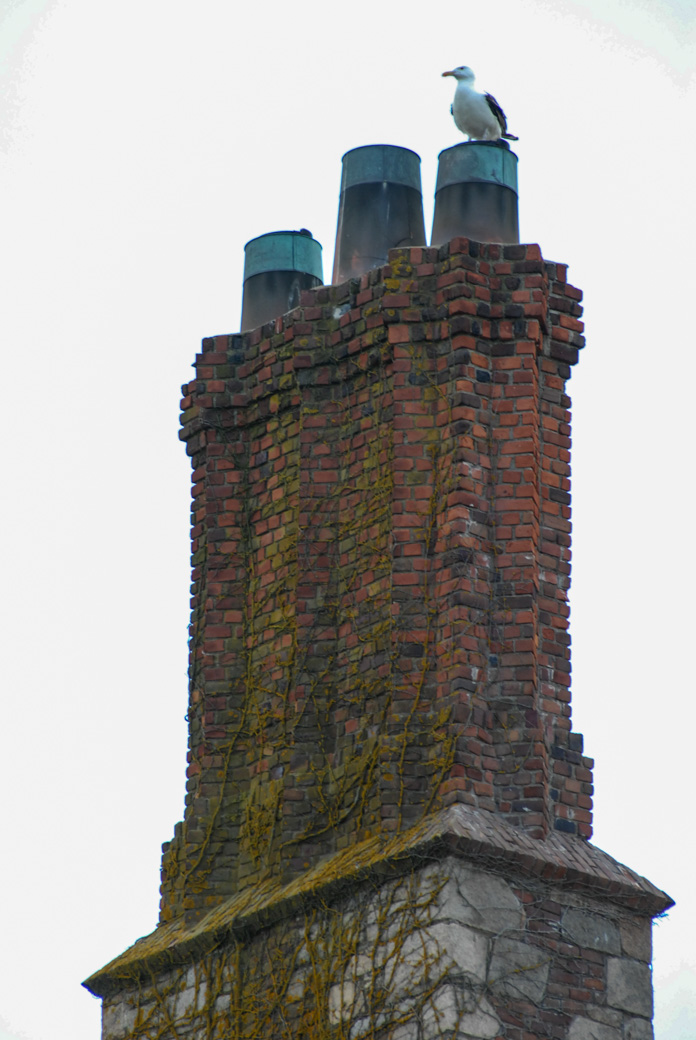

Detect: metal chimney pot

[332,145,427,284]
[241,230,323,333]
[430,140,519,247]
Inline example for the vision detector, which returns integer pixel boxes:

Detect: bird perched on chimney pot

[442,66,518,142]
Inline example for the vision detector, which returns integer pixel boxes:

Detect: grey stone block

[624,1017,654,1040]
[392,921,489,988]
[563,908,621,954]
[588,1007,622,1027]
[421,986,500,1039]
[568,1016,621,1040]
[214,992,230,1012]
[619,917,652,962]
[456,995,501,1039]
[102,996,138,1040]
[328,978,356,1026]
[606,957,653,1018]
[390,1024,418,1040]
[488,937,550,1003]
[435,921,489,982]
[174,968,204,1016]
[421,983,461,1035]
[285,957,308,1001]
[438,860,525,936]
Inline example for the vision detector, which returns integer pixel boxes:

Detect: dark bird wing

[484,92,519,140]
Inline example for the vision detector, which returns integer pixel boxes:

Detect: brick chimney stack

[85,154,671,1040]
[160,237,590,922]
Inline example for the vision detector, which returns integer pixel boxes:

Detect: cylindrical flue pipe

[332,145,426,284]
[241,229,323,333]
[430,140,519,247]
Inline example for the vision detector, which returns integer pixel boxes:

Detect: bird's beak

[442,70,455,77]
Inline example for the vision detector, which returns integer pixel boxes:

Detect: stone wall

[95,807,666,1040]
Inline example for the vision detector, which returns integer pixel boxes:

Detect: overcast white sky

[1,2,694,1039]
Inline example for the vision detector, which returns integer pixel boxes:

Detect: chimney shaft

[431,140,519,247]
[332,145,426,283]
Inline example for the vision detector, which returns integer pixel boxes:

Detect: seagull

[442,66,518,142]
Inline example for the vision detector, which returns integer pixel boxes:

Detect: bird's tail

[502,132,519,141]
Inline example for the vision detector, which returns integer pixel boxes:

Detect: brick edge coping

[84,804,672,998]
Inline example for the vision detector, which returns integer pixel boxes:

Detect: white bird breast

[452,85,501,141]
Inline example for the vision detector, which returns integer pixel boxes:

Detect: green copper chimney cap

[436,141,518,195]
[243,230,323,281]
[340,145,423,193]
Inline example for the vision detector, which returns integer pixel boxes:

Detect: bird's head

[442,65,475,83]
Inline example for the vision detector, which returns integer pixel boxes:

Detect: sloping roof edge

[84,804,673,998]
